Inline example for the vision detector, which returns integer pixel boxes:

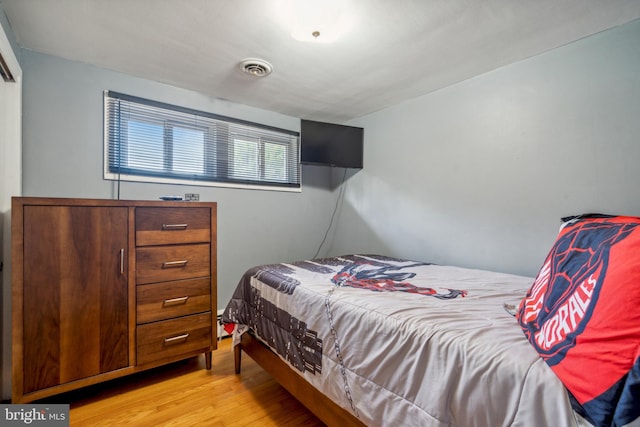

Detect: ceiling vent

[239,58,273,77]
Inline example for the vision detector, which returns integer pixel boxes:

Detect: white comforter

[223,255,590,427]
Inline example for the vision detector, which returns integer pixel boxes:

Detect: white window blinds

[104,91,301,190]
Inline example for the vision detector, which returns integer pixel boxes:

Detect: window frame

[104,91,301,192]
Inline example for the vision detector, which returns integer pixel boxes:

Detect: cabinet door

[22,206,129,393]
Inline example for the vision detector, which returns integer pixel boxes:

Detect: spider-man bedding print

[222,254,587,426]
[518,215,640,427]
[331,260,468,299]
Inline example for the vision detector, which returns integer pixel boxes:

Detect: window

[104,91,300,191]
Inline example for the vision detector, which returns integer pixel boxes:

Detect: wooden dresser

[11,197,217,403]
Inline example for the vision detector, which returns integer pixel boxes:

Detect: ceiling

[3,0,640,123]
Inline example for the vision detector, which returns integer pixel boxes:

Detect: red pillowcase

[517,214,640,426]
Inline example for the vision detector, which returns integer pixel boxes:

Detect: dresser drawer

[137,312,212,366]
[137,278,211,324]
[136,207,211,246]
[136,243,210,285]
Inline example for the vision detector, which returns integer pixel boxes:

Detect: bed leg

[205,351,212,370]
[234,344,242,374]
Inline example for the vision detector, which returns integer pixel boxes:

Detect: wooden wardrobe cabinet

[12,197,217,403]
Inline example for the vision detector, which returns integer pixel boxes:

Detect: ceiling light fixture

[239,58,274,77]
[286,0,346,43]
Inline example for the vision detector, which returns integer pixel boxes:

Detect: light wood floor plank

[39,338,325,426]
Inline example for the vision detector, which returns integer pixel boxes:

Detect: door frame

[0,20,22,401]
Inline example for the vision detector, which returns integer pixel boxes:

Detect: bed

[221,215,640,427]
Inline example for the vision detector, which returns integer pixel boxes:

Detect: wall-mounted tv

[300,119,363,169]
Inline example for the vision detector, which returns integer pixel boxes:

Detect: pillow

[517,214,640,426]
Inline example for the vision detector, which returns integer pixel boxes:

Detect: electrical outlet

[184,193,200,201]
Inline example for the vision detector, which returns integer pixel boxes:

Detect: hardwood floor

[41,338,325,426]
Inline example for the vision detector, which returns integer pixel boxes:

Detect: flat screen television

[300,119,363,169]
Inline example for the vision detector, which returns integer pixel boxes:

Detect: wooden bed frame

[234,331,364,426]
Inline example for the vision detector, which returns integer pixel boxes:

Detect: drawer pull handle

[119,248,125,275]
[162,260,189,268]
[163,296,189,306]
[162,223,188,230]
[164,333,190,345]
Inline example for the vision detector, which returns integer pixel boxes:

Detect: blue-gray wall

[334,19,640,277]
